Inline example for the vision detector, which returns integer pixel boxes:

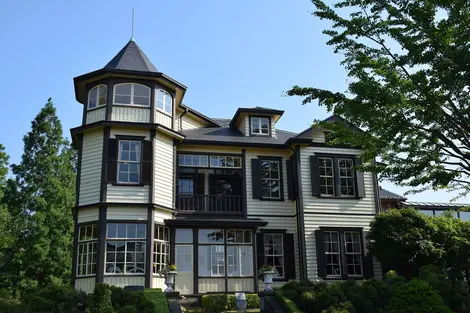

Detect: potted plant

[258,265,277,291]
[159,264,178,292]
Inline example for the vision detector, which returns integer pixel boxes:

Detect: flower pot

[164,271,178,292]
[263,271,275,292]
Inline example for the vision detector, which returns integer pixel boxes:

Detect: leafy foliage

[201,294,229,313]
[90,284,114,313]
[288,0,470,196]
[143,289,170,313]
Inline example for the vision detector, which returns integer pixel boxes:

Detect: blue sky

[0,0,466,202]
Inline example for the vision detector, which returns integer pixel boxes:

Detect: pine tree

[7,98,76,293]
[0,144,13,262]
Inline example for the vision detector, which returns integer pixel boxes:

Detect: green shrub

[144,289,169,313]
[116,305,139,313]
[322,301,355,313]
[90,283,114,313]
[275,291,303,313]
[386,279,452,313]
[201,294,228,313]
[20,284,84,313]
[0,298,21,313]
[227,294,260,309]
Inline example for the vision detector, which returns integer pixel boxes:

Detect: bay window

[153,225,170,274]
[227,230,253,277]
[77,224,98,276]
[198,229,224,277]
[157,89,173,115]
[88,85,107,110]
[105,223,146,274]
[114,83,150,107]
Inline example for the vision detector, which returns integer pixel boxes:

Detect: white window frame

[117,140,141,184]
[88,84,107,110]
[156,89,173,115]
[338,158,356,197]
[227,245,253,277]
[77,224,98,277]
[260,160,281,199]
[178,155,209,167]
[153,225,170,275]
[344,231,363,277]
[324,231,342,278]
[210,156,242,168]
[113,83,151,107]
[250,117,270,135]
[198,245,225,277]
[105,223,147,275]
[319,157,335,196]
[263,233,284,279]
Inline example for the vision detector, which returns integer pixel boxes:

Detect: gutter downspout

[179,107,189,132]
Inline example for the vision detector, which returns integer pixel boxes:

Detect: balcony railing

[176,194,243,214]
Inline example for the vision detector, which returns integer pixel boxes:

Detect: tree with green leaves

[288,0,470,196]
[3,98,76,294]
[0,145,13,261]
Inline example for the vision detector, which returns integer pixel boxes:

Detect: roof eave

[229,108,285,128]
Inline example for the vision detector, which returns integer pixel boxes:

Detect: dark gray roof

[212,118,231,127]
[402,201,470,210]
[379,188,406,200]
[104,40,158,73]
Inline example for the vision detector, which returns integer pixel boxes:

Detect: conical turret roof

[104,39,158,73]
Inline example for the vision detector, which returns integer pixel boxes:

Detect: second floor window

[251,117,269,135]
[157,89,173,115]
[88,85,107,110]
[261,160,281,199]
[114,83,151,107]
[118,141,141,184]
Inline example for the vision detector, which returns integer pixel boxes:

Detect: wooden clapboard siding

[86,108,106,124]
[227,278,254,292]
[106,185,149,203]
[236,116,249,135]
[79,130,103,206]
[110,128,150,140]
[178,145,243,154]
[154,209,173,224]
[311,131,325,143]
[303,213,376,281]
[154,133,174,208]
[111,107,150,123]
[106,207,148,220]
[78,207,99,223]
[75,277,96,294]
[271,117,276,138]
[103,276,145,288]
[245,149,295,216]
[155,111,172,128]
[181,114,206,130]
[300,147,376,215]
[152,277,166,289]
[198,278,225,293]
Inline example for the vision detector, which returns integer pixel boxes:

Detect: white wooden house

[71,39,382,294]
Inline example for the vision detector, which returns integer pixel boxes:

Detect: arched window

[88,85,107,109]
[156,89,172,115]
[113,83,151,107]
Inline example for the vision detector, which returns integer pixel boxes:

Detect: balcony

[176,194,244,214]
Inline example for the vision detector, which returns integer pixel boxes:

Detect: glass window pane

[175,229,193,243]
[88,97,97,108]
[107,224,117,238]
[137,224,146,239]
[117,224,126,238]
[115,84,132,95]
[133,96,150,106]
[133,84,149,97]
[199,229,224,243]
[460,212,470,221]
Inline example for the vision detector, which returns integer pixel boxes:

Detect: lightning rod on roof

[130,7,135,41]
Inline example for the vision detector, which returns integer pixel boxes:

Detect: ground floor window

[77,224,98,276]
[105,223,146,274]
[199,245,225,277]
[153,225,170,274]
[323,229,363,278]
[263,233,284,278]
[227,246,253,276]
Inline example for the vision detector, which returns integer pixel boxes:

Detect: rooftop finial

[130,7,135,41]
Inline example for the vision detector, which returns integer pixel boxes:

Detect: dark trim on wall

[193,228,198,294]
[71,220,79,286]
[96,205,107,283]
[177,151,243,157]
[295,146,308,281]
[75,134,83,207]
[248,214,297,218]
[180,140,286,149]
[74,202,176,211]
[253,230,259,292]
[371,160,382,214]
[242,149,248,219]
[303,212,377,216]
[106,81,113,121]
[257,156,284,201]
[149,129,156,204]
[105,219,148,224]
[173,144,177,210]
[145,207,155,288]
[100,127,110,203]
[114,135,147,141]
[82,104,87,125]
[258,229,288,233]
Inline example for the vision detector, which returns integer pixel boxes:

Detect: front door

[175,245,193,294]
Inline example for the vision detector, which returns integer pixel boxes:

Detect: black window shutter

[315,229,326,279]
[256,233,265,272]
[355,156,366,198]
[141,141,152,184]
[195,173,205,210]
[286,160,294,200]
[283,233,296,280]
[363,231,374,278]
[251,159,262,199]
[209,174,217,195]
[310,156,320,197]
[106,138,118,183]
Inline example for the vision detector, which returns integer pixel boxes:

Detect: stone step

[179,295,202,308]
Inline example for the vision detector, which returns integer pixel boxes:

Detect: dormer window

[156,89,172,115]
[250,117,270,135]
[114,83,150,107]
[88,85,107,110]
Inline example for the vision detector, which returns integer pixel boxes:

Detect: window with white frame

[105,223,146,274]
[324,231,341,277]
[157,89,173,115]
[178,155,209,167]
[118,141,141,184]
[319,157,335,196]
[250,117,269,135]
[344,231,363,276]
[77,224,98,276]
[210,156,242,168]
[264,233,284,278]
[88,85,107,110]
[198,229,224,277]
[114,83,151,107]
[153,225,170,274]
[227,230,253,277]
[260,160,281,199]
[338,158,355,196]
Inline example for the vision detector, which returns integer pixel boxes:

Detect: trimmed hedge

[202,293,260,312]
[143,289,170,313]
[274,291,302,313]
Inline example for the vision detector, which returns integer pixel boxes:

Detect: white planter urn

[263,271,275,292]
[164,271,177,292]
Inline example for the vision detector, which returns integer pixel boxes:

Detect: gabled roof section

[180,104,221,127]
[323,114,364,133]
[104,39,158,73]
[379,188,406,200]
[229,107,284,128]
